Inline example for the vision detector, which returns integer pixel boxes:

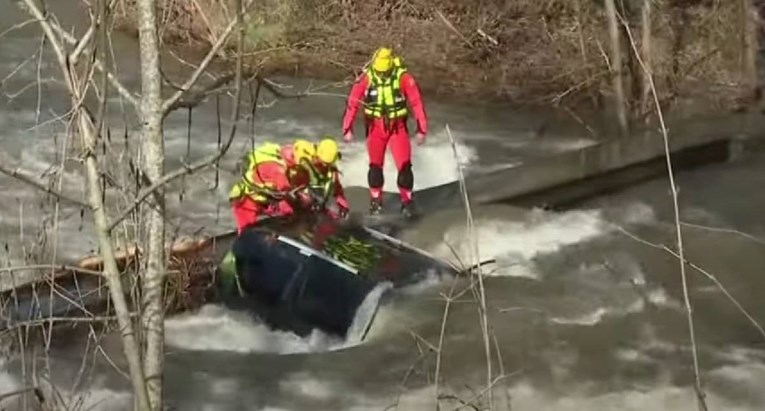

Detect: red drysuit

[341,69,428,205]
[231,146,351,235]
[230,144,312,234]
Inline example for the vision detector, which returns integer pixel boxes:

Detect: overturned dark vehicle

[216,213,462,341]
[0,212,464,343]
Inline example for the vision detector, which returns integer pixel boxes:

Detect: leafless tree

[8,0,251,408]
[604,0,629,136]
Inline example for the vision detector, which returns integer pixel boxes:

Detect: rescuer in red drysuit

[310,137,351,219]
[300,138,353,247]
[228,140,317,235]
[341,47,428,218]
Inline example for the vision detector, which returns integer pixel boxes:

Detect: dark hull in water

[0,213,460,343]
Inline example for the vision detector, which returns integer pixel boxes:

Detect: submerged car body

[0,212,460,343]
[215,213,460,340]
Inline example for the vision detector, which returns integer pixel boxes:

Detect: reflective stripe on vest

[364,67,408,119]
[307,167,337,204]
[228,142,288,203]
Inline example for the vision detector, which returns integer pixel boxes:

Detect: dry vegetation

[114,0,754,112]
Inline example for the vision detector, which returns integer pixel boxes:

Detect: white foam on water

[397,268,456,296]
[337,133,477,192]
[504,345,765,409]
[507,379,760,411]
[0,361,21,405]
[0,357,132,411]
[345,282,394,346]
[165,281,395,354]
[164,304,346,354]
[431,209,609,279]
[430,203,657,280]
[279,372,336,400]
[548,298,646,326]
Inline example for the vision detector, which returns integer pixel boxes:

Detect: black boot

[369,198,383,215]
[401,200,417,219]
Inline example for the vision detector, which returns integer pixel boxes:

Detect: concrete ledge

[468,130,732,207]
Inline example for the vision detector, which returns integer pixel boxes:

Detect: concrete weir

[400,115,755,214]
[471,129,733,209]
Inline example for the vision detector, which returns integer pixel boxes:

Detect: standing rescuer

[341,47,428,218]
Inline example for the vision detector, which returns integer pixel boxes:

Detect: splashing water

[164,281,396,355]
[337,136,477,192]
[428,203,656,280]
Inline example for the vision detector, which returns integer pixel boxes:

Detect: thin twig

[615,225,765,341]
[0,164,89,209]
[161,0,256,114]
[680,221,765,246]
[107,0,255,232]
[618,12,709,411]
[0,386,38,402]
[445,124,494,409]
[0,264,102,276]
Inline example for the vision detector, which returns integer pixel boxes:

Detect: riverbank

[113,0,756,114]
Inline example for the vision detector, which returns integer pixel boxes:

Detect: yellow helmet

[292,139,316,164]
[316,138,340,165]
[372,47,394,73]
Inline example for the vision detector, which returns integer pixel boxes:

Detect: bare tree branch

[0,17,36,40]
[615,225,765,341]
[12,0,153,407]
[0,387,38,403]
[41,2,140,108]
[0,164,89,209]
[108,66,254,232]
[0,264,102,276]
[618,12,708,411]
[161,0,256,115]
[164,69,257,113]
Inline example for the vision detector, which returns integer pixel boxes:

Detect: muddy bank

[113,0,756,114]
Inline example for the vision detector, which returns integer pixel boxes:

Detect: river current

[1,2,764,410]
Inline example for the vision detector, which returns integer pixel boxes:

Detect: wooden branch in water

[0,164,89,209]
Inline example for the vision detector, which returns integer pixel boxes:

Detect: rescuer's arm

[332,173,350,216]
[400,72,428,142]
[341,74,370,141]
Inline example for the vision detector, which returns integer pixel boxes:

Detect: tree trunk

[740,0,759,94]
[575,0,599,108]
[13,1,154,409]
[605,0,629,136]
[640,0,652,116]
[136,0,166,409]
[79,112,153,411]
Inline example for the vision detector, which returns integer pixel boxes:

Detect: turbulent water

[2,2,765,411]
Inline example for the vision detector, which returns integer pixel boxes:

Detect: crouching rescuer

[309,137,351,219]
[341,47,428,218]
[228,139,317,234]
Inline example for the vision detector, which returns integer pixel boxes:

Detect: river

[1,2,765,411]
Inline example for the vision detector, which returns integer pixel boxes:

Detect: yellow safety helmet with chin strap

[316,138,340,165]
[292,139,317,165]
[372,47,394,73]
